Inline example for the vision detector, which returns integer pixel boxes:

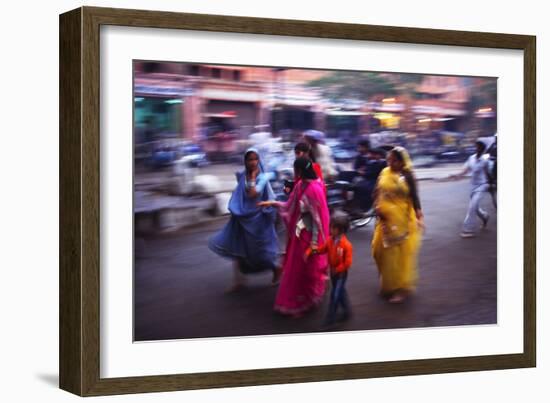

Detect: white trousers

[462,184,490,233]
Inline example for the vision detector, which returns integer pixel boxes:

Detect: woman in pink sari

[259,157,330,317]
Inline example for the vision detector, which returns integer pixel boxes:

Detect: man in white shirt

[450,140,492,238]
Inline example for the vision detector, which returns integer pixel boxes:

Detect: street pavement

[135,161,466,193]
[134,178,497,341]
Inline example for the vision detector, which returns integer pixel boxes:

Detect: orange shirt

[307,235,353,274]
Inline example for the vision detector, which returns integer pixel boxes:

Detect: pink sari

[274,178,330,315]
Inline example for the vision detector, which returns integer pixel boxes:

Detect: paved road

[134,179,497,341]
[135,161,466,193]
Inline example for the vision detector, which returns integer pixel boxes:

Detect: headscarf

[228,148,275,217]
[392,146,414,172]
[209,148,278,272]
[244,147,266,174]
[303,130,325,144]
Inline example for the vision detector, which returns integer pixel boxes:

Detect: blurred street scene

[135,178,496,341]
[134,62,496,234]
[133,62,497,340]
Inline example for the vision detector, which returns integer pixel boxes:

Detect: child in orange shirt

[306,215,353,327]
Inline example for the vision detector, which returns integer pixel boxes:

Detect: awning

[374,103,405,112]
[134,84,194,97]
[440,108,467,116]
[202,111,238,118]
[201,88,264,102]
[411,105,466,116]
[411,105,440,115]
[325,110,367,116]
[475,111,496,118]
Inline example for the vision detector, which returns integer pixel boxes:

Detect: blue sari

[208,149,278,274]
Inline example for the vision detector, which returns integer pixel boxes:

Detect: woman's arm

[404,171,421,212]
[247,171,276,198]
[404,171,425,228]
[244,170,258,198]
[372,177,385,220]
[257,200,283,208]
[246,186,258,198]
[302,195,326,245]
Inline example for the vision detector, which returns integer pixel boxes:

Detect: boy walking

[306,216,353,327]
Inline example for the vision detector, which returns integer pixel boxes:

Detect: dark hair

[244,150,259,172]
[371,147,387,158]
[330,215,350,234]
[389,148,412,176]
[294,142,310,154]
[475,140,487,152]
[389,148,422,212]
[294,156,318,180]
[244,150,259,160]
[389,148,404,162]
[358,139,371,149]
[294,142,316,162]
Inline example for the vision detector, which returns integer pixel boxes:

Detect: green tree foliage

[307,71,423,101]
[468,79,497,111]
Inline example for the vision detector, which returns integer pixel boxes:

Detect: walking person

[372,146,424,303]
[258,157,330,317]
[306,215,353,328]
[208,148,281,291]
[448,140,492,238]
[303,130,337,181]
[294,142,324,183]
[352,140,387,213]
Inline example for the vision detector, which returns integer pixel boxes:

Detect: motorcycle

[272,169,377,231]
[326,170,377,230]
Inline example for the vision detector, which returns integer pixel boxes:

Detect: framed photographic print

[59,6,536,396]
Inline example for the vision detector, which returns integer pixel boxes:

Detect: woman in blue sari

[209,148,280,291]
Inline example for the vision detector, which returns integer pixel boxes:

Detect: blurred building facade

[133,61,329,143]
[133,61,497,146]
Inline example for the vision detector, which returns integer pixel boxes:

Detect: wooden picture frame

[59,6,536,396]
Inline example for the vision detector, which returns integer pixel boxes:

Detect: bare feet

[388,290,408,303]
[389,294,405,303]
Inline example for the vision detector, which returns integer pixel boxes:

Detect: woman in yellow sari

[372,147,424,303]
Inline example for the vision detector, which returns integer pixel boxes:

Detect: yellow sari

[372,155,421,295]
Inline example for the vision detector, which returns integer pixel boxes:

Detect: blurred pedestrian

[209,148,281,291]
[294,142,324,182]
[372,146,424,303]
[258,157,330,317]
[303,130,337,180]
[352,140,387,213]
[306,215,353,327]
[488,136,497,209]
[448,140,492,238]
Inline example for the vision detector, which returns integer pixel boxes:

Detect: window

[212,68,221,79]
[189,65,200,76]
[142,62,162,73]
